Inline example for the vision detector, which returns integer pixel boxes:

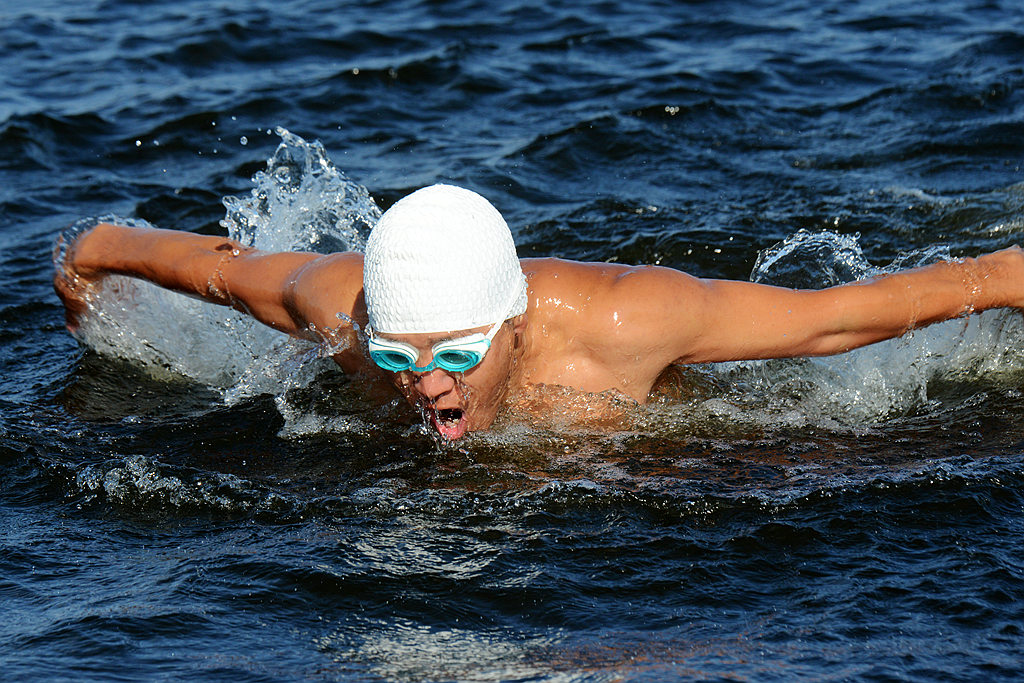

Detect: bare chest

[514,350,653,404]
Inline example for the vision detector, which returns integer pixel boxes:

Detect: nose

[412,368,456,402]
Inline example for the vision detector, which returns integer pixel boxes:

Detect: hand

[52,219,103,333]
[53,267,90,333]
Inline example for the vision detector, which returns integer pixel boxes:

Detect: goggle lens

[434,348,483,372]
[370,348,418,372]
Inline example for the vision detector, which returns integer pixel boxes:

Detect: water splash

[72,454,292,514]
[750,229,880,288]
[63,129,380,406]
[686,231,1024,429]
[221,126,379,254]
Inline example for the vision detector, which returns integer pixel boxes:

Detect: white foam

[672,231,1024,431]
[70,129,379,410]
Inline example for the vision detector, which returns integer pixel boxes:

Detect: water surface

[3,0,1024,680]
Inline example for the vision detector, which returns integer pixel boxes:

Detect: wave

[11,430,1024,524]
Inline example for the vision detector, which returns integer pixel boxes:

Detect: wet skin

[56,223,1024,440]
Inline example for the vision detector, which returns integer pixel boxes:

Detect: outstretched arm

[672,247,1023,362]
[559,247,1024,392]
[54,222,366,340]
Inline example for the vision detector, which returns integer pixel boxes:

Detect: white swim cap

[363,184,528,334]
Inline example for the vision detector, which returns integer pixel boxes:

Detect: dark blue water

[5,0,1024,680]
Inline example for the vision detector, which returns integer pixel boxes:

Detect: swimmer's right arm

[54,222,364,339]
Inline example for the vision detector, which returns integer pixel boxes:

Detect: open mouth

[428,407,468,440]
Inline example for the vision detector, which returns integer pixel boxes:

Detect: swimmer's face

[380,318,523,440]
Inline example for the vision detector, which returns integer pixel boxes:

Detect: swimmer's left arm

[599,246,1024,370]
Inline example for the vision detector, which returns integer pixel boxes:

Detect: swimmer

[54,184,1024,440]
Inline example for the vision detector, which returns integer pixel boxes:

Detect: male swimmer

[55,184,1024,440]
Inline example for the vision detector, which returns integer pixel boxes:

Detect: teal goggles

[366,318,504,373]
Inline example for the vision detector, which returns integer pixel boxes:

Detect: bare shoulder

[522,256,701,286]
[285,251,367,330]
[521,258,615,330]
[517,258,707,399]
[521,257,644,300]
[521,257,704,329]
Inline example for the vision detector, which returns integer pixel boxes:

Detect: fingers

[53,219,108,334]
[52,260,94,333]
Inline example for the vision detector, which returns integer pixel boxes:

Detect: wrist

[973,246,1024,310]
[65,221,125,279]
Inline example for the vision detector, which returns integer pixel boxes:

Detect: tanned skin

[55,222,1024,438]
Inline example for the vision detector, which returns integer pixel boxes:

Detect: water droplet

[135,140,141,147]
[240,136,248,145]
